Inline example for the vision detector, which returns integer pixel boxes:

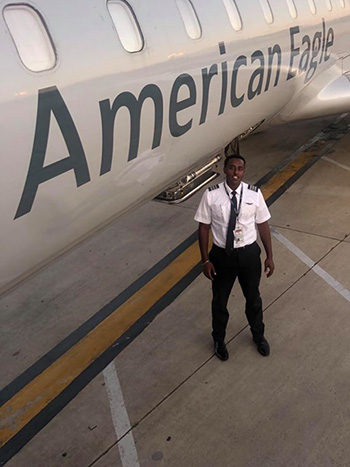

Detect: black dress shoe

[214,341,229,361]
[253,336,270,357]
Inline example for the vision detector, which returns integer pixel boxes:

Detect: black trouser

[209,242,264,343]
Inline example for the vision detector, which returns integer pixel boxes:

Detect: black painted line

[0,264,201,466]
[266,136,349,207]
[0,231,197,407]
[256,114,350,189]
[266,144,331,206]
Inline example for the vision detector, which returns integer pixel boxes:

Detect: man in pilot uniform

[194,154,274,360]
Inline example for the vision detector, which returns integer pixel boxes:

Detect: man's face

[224,158,245,189]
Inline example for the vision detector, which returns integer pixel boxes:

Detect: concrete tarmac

[1,115,350,466]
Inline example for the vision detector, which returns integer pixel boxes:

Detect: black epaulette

[248,184,258,192]
[208,184,219,191]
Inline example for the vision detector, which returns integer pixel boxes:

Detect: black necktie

[225,191,237,254]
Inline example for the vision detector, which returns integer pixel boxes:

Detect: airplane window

[222,0,242,31]
[176,0,202,39]
[3,5,56,72]
[307,0,317,14]
[286,0,298,18]
[326,0,333,10]
[340,0,345,7]
[258,0,274,24]
[107,0,144,52]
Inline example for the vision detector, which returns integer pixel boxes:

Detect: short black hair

[224,154,246,167]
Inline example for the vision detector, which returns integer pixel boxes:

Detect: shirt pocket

[240,201,257,221]
[212,203,228,223]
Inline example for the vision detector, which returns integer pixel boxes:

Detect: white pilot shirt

[194,181,271,248]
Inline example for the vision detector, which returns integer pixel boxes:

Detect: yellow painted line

[260,140,325,200]
[0,241,201,447]
[0,130,338,448]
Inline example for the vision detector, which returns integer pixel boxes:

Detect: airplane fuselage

[0,0,349,290]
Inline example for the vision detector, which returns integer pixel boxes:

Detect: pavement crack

[270,224,342,242]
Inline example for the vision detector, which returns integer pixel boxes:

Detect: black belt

[213,242,256,253]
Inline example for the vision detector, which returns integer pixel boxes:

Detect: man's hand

[203,261,216,281]
[264,257,275,277]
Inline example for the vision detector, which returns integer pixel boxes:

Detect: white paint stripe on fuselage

[271,228,350,303]
[103,362,140,467]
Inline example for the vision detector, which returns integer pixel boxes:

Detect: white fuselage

[0,0,349,291]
